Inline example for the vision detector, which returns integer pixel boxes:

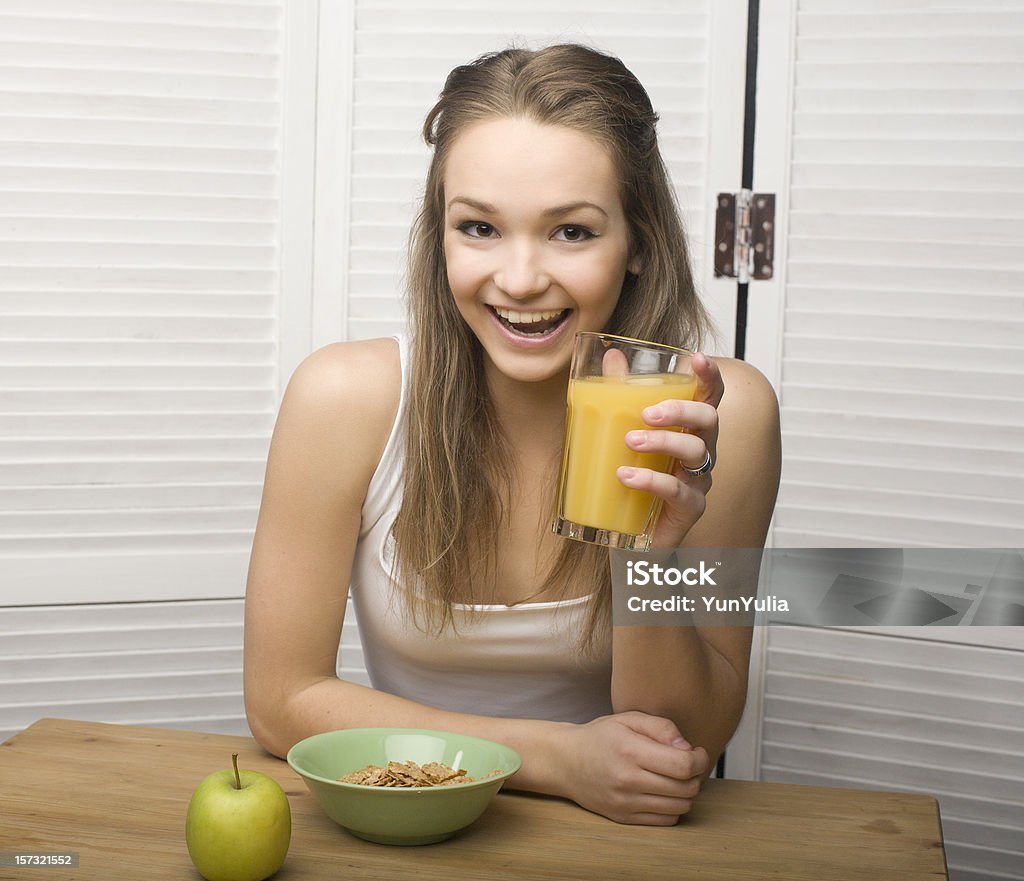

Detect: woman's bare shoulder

[714,357,779,425]
[287,337,401,407]
[272,337,403,485]
[687,356,781,548]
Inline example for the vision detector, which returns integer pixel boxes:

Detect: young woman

[244,44,781,826]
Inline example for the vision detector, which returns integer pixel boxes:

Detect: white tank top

[345,335,613,723]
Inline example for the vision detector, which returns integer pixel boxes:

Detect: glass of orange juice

[553,332,696,551]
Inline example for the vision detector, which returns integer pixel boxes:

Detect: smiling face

[442,116,638,385]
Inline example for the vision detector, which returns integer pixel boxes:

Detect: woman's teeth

[494,307,563,324]
[492,306,569,335]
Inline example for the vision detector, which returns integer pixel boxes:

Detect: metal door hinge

[714,190,775,283]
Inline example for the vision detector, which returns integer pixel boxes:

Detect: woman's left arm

[612,355,782,767]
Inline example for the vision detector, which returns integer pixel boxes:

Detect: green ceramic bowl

[286,728,522,845]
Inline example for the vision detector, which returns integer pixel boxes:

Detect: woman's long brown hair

[391,44,710,653]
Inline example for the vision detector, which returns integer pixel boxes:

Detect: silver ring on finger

[682,450,713,478]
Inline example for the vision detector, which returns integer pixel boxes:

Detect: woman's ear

[627,253,642,276]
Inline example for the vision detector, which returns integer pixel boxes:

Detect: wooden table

[0,718,947,880]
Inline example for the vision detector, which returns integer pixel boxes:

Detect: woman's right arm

[243,339,706,824]
[243,340,568,773]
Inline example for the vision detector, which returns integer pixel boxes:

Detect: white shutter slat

[0,15,280,53]
[763,722,1023,785]
[782,408,1024,447]
[356,9,709,33]
[786,262,1023,296]
[0,66,278,100]
[795,112,1024,140]
[1,314,273,336]
[0,144,278,174]
[789,212,1023,244]
[800,0,1024,9]
[354,54,707,85]
[356,33,708,61]
[3,484,262,511]
[797,87,1024,114]
[780,458,1023,501]
[778,484,1023,530]
[799,11,1024,37]
[0,41,279,78]
[3,192,278,218]
[792,190,1024,219]
[791,164,1024,191]
[0,506,259,536]
[763,743,1022,804]
[0,167,277,197]
[0,436,270,459]
[0,460,265,487]
[0,294,274,317]
[0,118,279,149]
[784,337,1021,372]
[797,36,1024,64]
[0,91,280,126]
[785,287,1023,315]
[0,0,286,606]
[782,360,1022,397]
[0,1,280,22]
[357,0,703,9]
[795,62,1024,90]
[781,433,1024,474]
[783,386,1024,425]
[791,138,1022,165]
[782,313,1021,350]
[0,242,276,267]
[1,219,277,246]
[772,506,1022,547]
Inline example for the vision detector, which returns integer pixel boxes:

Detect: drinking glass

[553,332,696,551]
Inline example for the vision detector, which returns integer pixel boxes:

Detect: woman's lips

[486,305,573,348]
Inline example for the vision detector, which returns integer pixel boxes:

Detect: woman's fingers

[625,426,709,472]
[641,399,718,434]
[615,797,695,825]
[608,742,709,823]
[567,714,712,825]
[617,463,709,511]
[692,352,725,408]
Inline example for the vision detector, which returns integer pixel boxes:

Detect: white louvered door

[0,0,316,606]
[746,0,1024,549]
[0,0,318,736]
[732,4,1024,880]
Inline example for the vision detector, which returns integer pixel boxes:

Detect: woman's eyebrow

[447,196,497,214]
[447,196,609,219]
[542,201,608,219]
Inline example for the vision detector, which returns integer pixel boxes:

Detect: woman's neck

[484,362,568,455]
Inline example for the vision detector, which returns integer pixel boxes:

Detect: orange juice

[558,372,697,537]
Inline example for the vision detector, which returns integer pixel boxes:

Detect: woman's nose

[494,241,549,298]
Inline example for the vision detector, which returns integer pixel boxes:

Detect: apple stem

[231,752,242,790]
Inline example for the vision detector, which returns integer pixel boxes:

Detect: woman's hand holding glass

[617,353,724,548]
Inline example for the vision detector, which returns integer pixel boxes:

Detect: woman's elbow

[244,687,293,759]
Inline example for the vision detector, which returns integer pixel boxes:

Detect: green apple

[186,753,291,881]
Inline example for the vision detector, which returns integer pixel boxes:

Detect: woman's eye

[458,221,496,238]
[554,225,596,242]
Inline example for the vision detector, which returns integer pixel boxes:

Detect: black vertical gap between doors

[717,0,760,783]
[733,0,760,363]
